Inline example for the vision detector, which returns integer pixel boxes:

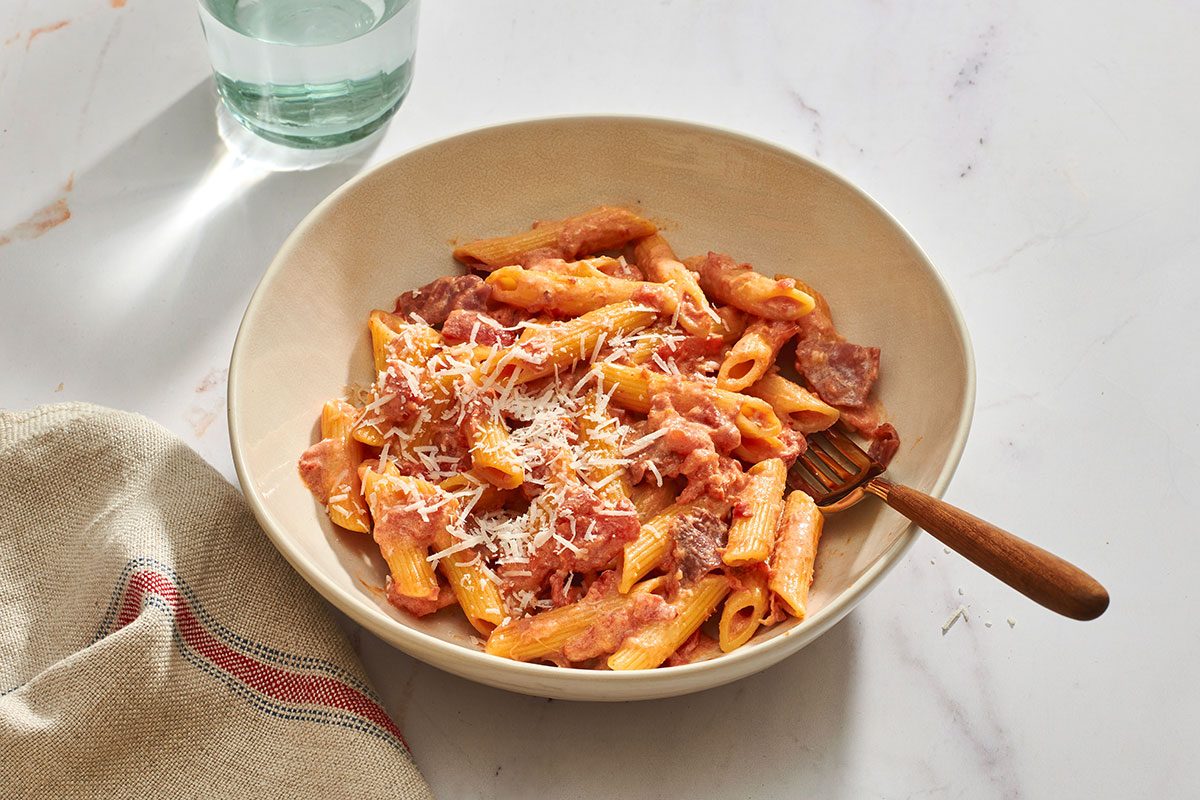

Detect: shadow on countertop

[364,617,858,799]
[7,77,377,411]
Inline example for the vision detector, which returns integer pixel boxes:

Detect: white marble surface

[3,1,1197,797]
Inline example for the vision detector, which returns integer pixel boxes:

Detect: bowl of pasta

[228,116,974,700]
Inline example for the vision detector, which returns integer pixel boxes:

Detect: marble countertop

[3,1,1196,797]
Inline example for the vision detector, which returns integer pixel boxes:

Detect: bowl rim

[228,113,977,688]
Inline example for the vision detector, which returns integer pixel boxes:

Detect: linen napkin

[0,404,432,800]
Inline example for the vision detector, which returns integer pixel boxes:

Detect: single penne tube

[597,361,684,411]
[608,575,731,670]
[624,336,662,365]
[734,400,785,441]
[525,255,623,278]
[602,326,672,365]
[629,479,677,521]
[732,430,799,463]
[385,543,440,601]
[319,399,371,533]
[351,423,385,447]
[368,311,441,374]
[596,362,783,440]
[431,340,494,371]
[599,361,686,411]
[427,361,486,403]
[690,252,815,320]
[578,390,632,505]
[431,528,505,636]
[368,310,401,374]
[467,412,525,489]
[361,469,441,600]
[632,233,718,336]
[326,497,370,532]
[355,318,443,446]
[776,273,833,321]
[505,301,659,383]
[718,568,770,652]
[362,457,402,480]
[744,373,840,434]
[453,206,658,269]
[619,503,687,592]
[769,490,825,619]
[485,592,642,662]
[723,459,787,566]
[485,265,676,318]
[717,319,799,391]
[406,397,452,458]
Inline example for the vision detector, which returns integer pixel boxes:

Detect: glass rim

[196,0,416,48]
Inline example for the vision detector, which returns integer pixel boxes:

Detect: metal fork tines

[788,425,883,507]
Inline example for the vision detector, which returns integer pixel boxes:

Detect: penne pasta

[769,490,824,620]
[608,575,731,670]
[486,265,676,318]
[690,252,815,321]
[629,479,678,521]
[719,567,770,652]
[632,233,718,336]
[467,412,525,489]
[432,527,505,636]
[505,301,659,383]
[732,432,794,464]
[368,310,402,374]
[317,399,371,533]
[717,319,799,392]
[453,206,657,269]
[368,311,440,374]
[744,372,840,434]
[351,422,386,447]
[485,596,621,661]
[596,362,782,440]
[484,577,676,664]
[619,503,687,593]
[776,273,832,321]
[361,469,442,600]
[355,316,442,447]
[611,328,667,365]
[723,459,787,566]
[595,361,688,412]
[526,256,622,278]
[386,542,440,601]
[578,390,632,505]
[300,204,897,668]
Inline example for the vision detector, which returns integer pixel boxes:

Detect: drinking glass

[197,0,419,150]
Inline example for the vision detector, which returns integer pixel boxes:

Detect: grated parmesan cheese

[346,293,692,620]
[941,605,969,635]
[622,427,670,455]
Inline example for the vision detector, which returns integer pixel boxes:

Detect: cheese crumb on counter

[941,605,969,635]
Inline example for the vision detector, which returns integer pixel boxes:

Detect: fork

[791,426,1110,621]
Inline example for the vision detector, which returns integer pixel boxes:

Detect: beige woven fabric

[0,404,432,800]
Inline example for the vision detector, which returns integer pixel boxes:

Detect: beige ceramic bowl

[229,116,974,701]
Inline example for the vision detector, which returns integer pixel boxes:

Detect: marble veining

[2,1,1196,797]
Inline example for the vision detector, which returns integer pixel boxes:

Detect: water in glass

[198,0,418,148]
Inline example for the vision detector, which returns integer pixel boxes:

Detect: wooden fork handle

[868,480,1110,620]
